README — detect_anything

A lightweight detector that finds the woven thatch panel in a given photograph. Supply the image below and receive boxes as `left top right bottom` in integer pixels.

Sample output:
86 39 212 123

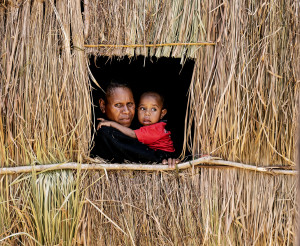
0 169 296 245
0 0 298 166
86 0 206 59
0 0 91 167
183 0 299 165
85 0 299 166
85 169 296 245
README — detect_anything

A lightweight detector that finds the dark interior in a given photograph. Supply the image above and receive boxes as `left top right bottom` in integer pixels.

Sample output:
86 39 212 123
89 56 195 158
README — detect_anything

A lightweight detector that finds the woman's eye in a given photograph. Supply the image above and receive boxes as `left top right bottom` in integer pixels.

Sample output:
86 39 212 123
115 103 121 108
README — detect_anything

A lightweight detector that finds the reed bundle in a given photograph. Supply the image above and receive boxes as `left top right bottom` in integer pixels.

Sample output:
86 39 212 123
0 0 299 244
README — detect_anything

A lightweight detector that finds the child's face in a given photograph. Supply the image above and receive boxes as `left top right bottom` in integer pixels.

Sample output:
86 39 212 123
137 93 167 126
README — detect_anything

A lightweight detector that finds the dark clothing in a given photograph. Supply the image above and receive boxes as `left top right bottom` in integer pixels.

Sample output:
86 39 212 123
91 126 175 163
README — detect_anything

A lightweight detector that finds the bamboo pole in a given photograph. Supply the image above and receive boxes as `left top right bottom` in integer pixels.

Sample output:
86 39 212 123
0 156 297 175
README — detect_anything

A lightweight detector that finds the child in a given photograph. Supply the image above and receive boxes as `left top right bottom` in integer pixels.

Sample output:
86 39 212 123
97 91 175 155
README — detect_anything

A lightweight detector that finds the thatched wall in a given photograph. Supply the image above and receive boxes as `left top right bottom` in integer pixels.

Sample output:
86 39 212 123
85 0 205 59
86 0 299 166
0 0 299 245
1 0 298 166
0 0 91 166
0 169 296 245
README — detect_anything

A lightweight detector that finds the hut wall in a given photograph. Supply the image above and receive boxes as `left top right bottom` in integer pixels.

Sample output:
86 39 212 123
0 0 91 167
86 0 299 166
0 0 299 245
0 169 296 245
85 169 296 245
0 0 298 167
186 0 299 165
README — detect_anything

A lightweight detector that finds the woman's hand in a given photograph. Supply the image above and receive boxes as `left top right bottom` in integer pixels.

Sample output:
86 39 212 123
162 158 180 168
97 118 114 130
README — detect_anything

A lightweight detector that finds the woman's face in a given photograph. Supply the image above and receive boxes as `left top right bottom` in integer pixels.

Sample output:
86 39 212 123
100 87 135 127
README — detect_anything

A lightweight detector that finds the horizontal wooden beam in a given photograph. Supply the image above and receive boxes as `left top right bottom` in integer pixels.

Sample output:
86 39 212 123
0 156 297 175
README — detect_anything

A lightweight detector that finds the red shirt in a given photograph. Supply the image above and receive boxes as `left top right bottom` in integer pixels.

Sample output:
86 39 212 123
134 122 175 152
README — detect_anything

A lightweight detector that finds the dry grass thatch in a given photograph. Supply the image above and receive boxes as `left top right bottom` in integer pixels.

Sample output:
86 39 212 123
0 0 91 167
0 0 299 245
185 0 299 166
0 0 298 167
0 169 297 245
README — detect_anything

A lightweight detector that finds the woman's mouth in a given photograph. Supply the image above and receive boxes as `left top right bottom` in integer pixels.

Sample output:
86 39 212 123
121 118 130 122
119 118 131 123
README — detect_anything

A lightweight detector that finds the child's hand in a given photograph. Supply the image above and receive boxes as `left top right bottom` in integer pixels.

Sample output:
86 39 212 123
97 118 113 130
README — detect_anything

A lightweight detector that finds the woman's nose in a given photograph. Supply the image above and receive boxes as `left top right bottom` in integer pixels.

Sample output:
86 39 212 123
122 106 129 113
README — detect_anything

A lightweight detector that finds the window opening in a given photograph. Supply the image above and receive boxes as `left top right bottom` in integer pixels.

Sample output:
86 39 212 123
89 56 195 159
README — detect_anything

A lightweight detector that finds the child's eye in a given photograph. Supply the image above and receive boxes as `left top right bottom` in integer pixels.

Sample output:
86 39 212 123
151 108 157 112
139 107 145 111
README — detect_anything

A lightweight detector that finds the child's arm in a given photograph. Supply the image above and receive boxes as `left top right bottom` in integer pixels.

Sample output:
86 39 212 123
97 118 137 139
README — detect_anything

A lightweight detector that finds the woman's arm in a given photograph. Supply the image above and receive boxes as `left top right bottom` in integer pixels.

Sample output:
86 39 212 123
97 118 137 139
